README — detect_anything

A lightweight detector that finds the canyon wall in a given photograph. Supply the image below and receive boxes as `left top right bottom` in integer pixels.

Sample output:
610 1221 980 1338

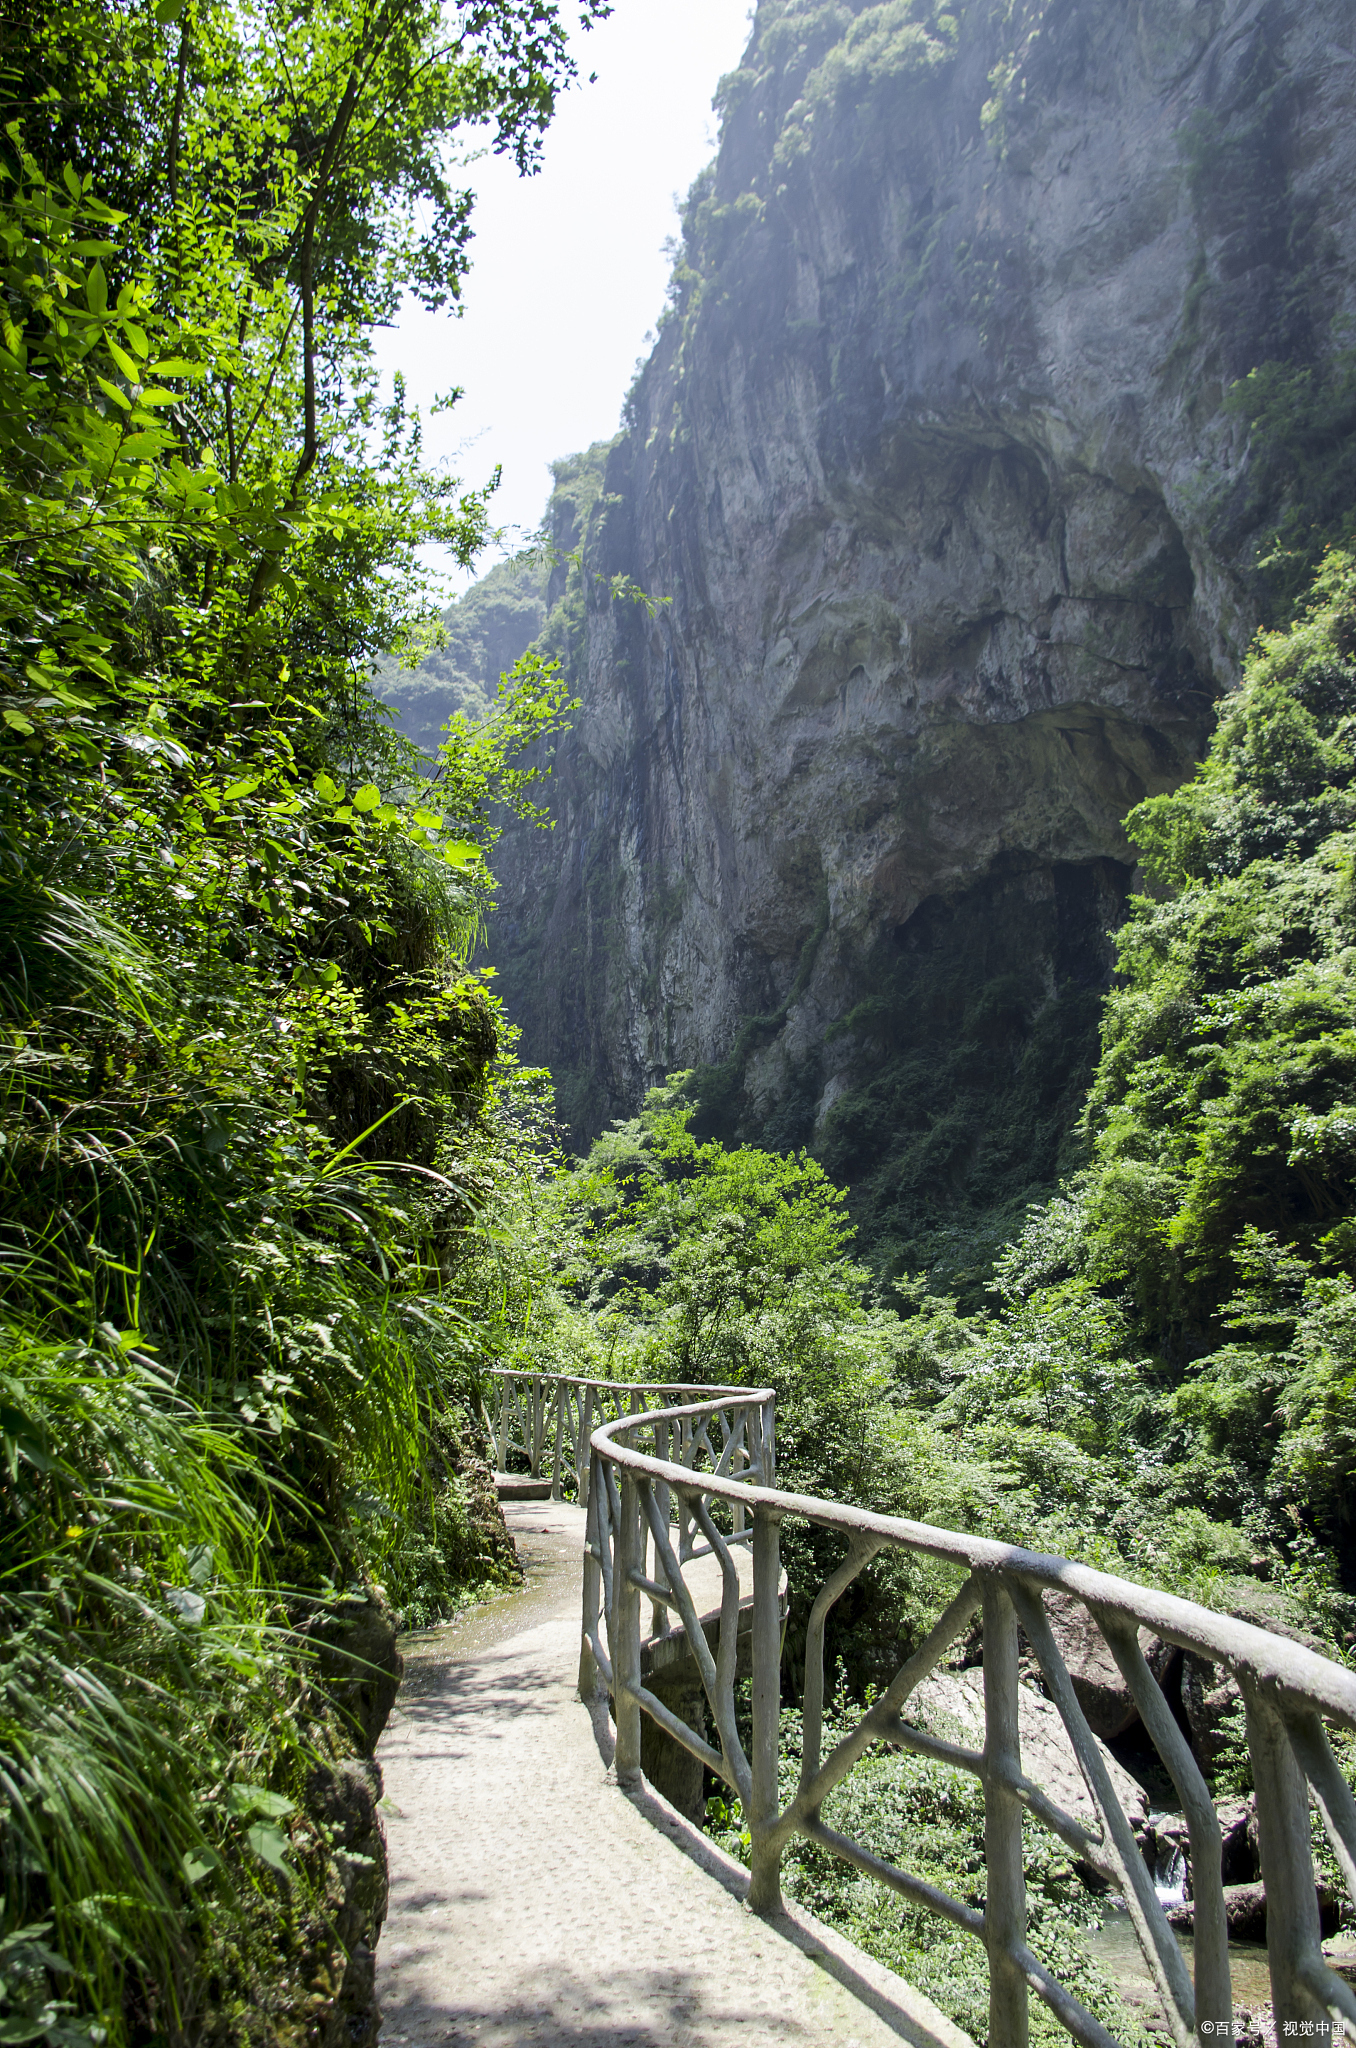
482 0 1356 1275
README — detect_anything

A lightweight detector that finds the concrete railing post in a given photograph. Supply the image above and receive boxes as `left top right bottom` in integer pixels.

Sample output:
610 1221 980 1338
983 1578 1029 2048
579 1455 602 1699
613 1468 643 1785
1246 1682 1331 2031
529 1375 543 1478
747 1506 783 1915
577 1384 594 1507
551 1378 565 1500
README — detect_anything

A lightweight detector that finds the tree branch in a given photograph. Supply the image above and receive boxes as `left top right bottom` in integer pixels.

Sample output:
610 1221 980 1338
245 8 398 617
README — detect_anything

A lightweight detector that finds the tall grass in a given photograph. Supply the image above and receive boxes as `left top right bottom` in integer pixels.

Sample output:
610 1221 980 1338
0 868 509 2043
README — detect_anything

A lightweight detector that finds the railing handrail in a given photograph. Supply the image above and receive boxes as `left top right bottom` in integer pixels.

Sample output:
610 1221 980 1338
575 1379 1356 2048
495 1367 753 1396
484 1366 773 1501
590 1399 1356 1727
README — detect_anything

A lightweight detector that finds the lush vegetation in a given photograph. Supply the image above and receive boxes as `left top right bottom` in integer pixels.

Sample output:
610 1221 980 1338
9 0 1356 2034
0 0 604 2039
486 551 1356 2036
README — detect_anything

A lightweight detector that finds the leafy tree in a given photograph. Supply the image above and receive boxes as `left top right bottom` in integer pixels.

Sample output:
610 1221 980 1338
0 0 603 2038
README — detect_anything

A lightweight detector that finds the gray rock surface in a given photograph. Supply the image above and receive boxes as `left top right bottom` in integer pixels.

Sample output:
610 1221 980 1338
488 0 1356 1196
309 1588 404 1756
912 1666 1149 1844
311 1756 390 2048
1040 1591 1166 1741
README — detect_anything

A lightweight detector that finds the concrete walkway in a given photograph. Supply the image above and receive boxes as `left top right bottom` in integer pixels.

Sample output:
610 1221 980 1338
375 1501 972 2048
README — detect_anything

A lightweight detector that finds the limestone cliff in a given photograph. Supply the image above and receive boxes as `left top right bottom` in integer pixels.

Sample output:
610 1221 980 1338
482 0 1356 1280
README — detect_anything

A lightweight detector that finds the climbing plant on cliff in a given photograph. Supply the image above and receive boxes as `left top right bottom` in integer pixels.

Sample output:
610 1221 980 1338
940 551 1356 1599
0 0 599 2039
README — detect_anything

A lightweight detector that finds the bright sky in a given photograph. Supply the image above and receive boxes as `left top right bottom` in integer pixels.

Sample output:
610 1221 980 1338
374 0 753 592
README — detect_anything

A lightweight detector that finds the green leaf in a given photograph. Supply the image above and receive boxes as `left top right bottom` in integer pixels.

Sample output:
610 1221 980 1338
220 775 262 801
118 431 170 459
442 840 482 868
227 1783 294 1821
292 960 340 989
2 709 35 735
374 802 400 824
352 783 381 812
106 337 139 382
245 1822 292 1877
412 806 444 829
147 357 200 378
155 0 185 18
86 261 108 314
313 772 345 804
182 1848 221 1886
96 376 132 411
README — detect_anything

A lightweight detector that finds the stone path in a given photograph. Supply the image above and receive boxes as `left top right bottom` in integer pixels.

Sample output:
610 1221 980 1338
375 1501 972 2048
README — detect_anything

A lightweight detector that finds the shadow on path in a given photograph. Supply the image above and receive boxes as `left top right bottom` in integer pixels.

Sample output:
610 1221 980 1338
377 1502 971 2048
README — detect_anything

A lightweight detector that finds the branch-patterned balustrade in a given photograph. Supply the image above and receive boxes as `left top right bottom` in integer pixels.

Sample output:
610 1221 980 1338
487 1368 760 1504
574 1383 1356 2048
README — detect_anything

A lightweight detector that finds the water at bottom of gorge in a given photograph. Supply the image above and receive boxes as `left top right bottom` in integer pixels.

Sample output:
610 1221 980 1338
1081 1908 1274 2025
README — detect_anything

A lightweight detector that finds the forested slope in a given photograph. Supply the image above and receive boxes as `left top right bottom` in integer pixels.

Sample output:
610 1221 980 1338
0 2 595 2042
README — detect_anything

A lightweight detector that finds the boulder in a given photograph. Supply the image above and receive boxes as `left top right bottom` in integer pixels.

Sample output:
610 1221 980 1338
912 1668 1150 1848
309 1589 403 1755
1167 1879 1344 1942
1216 1796 1259 1887
308 1755 389 2048
1039 1594 1169 1742
1221 1882 1268 1942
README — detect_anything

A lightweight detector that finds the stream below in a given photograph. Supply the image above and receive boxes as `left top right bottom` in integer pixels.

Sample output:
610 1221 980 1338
1080 1908 1274 2021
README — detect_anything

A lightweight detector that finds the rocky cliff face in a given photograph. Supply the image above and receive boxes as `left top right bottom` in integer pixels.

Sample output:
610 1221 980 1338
487 0 1356 1278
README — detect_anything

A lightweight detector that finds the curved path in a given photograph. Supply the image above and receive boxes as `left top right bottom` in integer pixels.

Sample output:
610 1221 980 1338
375 1500 971 2048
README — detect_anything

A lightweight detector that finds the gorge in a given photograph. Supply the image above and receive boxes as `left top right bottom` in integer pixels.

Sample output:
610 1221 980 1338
382 0 1356 1281
12 0 1356 2036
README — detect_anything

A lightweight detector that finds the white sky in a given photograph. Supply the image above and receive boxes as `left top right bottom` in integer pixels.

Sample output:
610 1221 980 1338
374 0 753 593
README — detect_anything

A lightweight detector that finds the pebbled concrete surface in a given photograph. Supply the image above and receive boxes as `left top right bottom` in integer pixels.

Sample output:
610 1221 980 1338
375 1501 972 2048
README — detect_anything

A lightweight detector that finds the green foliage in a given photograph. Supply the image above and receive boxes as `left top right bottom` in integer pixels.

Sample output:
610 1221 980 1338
1086 552 1356 1324
1222 352 1356 622
0 0 604 2037
709 1690 1137 2047
547 1078 869 1396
